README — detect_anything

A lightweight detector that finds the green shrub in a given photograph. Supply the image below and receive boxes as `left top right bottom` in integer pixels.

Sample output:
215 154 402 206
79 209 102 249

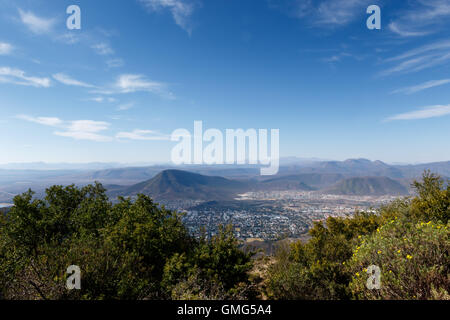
265 211 382 300
347 217 449 300
409 171 449 224
0 184 254 300
265 172 449 300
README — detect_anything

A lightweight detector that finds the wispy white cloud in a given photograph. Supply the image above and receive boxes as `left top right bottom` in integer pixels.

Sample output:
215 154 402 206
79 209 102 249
56 33 82 45
17 9 120 72
322 51 365 64
16 115 63 126
117 102 135 111
392 79 450 94
18 9 56 34
17 115 112 142
385 40 450 62
388 0 450 37
315 0 372 26
87 97 106 103
0 42 13 55
116 129 170 141
93 74 175 99
385 105 450 121
0 67 51 87
139 0 195 34
323 55 341 63
52 73 94 88
55 120 112 142
381 40 450 76
91 42 114 55
106 58 124 68
388 22 431 37
380 55 430 76
116 74 163 93
272 0 372 27
87 96 117 103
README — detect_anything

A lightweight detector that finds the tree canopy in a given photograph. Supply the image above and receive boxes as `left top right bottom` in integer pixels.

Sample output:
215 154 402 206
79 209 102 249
0 184 254 300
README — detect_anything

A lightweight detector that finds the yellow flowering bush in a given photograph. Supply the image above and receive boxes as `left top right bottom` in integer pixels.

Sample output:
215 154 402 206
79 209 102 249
265 172 448 300
347 218 449 300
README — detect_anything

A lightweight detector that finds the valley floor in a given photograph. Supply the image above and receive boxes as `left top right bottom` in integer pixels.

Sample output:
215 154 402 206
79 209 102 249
177 191 404 241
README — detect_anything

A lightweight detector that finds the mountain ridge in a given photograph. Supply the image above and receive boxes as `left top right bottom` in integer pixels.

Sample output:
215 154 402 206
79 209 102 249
323 176 409 196
108 169 249 201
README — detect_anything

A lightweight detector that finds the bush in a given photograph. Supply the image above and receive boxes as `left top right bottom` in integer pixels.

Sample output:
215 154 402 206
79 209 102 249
162 225 256 300
0 184 254 300
409 171 449 224
347 217 449 300
265 172 450 300
265 211 382 300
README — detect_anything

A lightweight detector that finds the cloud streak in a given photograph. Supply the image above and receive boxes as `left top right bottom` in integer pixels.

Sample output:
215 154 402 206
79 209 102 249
0 42 13 55
139 0 195 34
17 9 121 70
386 40 450 62
385 105 450 121
92 74 174 99
17 115 112 142
0 67 51 87
106 58 124 68
117 102 135 111
91 42 114 55
86 97 116 103
388 0 450 37
392 79 450 94
315 0 372 26
116 129 170 141
55 120 112 142
388 22 431 38
18 9 56 34
273 0 372 27
16 115 63 126
52 73 95 88
115 74 166 93
381 40 450 76
16 115 169 143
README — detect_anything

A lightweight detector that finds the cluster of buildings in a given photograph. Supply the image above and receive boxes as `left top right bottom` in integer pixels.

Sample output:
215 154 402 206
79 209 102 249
179 191 401 240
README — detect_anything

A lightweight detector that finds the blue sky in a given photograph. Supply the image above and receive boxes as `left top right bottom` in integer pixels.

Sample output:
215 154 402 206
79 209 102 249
0 0 449 164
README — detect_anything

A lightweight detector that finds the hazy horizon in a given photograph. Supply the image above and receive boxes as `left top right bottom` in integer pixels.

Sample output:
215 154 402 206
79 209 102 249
0 157 448 171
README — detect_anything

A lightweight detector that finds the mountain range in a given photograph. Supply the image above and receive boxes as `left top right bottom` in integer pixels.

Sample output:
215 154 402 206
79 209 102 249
1 158 449 203
72 158 450 182
106 169 410 201
108 170 248 201
323 176 409 196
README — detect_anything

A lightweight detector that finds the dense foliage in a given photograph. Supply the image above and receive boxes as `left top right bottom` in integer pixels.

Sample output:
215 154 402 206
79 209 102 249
1 171 448 300
265 171 449 300
0 183 254 300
